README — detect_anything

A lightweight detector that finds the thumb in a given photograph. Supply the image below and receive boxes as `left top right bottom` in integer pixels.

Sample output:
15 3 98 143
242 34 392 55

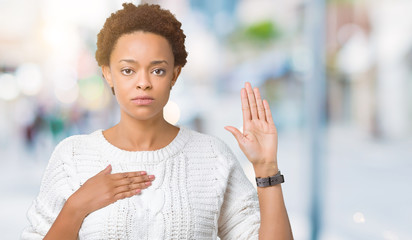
224 126 244 144
99 164 112 175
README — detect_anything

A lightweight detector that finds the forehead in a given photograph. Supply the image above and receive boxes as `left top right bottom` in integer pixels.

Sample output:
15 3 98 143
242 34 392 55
110 31 174 63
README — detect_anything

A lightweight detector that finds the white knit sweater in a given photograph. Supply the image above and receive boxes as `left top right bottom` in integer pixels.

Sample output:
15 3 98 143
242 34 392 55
21 127 260 240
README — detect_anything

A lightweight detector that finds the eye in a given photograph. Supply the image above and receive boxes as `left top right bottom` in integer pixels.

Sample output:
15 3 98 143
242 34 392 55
152 68 165 76
121 68 134 76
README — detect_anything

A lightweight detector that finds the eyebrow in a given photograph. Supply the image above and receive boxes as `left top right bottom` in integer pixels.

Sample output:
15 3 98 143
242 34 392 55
118 59 168 65
151 60 168 65
119 59 136 63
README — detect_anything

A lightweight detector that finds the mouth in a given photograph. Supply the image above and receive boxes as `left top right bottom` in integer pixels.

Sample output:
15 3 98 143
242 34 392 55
131 96 154 105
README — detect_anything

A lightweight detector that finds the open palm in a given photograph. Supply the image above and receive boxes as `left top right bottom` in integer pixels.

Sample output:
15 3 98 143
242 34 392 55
225 82 278 167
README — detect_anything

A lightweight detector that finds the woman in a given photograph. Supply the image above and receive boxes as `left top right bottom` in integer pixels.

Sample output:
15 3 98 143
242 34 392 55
22 3 293 240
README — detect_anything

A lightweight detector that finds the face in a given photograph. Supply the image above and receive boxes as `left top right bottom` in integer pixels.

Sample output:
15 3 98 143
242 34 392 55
102 31 181 121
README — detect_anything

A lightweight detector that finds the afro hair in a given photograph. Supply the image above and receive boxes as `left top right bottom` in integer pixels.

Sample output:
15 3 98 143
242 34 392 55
95 3 188 67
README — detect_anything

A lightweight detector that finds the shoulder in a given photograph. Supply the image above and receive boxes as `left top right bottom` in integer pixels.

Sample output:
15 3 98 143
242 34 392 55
183 127 236 162
184 127 229 148
51 129 103 156
182 128 240 186
43 130 103 188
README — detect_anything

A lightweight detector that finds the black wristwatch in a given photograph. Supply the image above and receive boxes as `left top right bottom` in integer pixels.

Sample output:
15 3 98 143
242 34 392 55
255 171 284 187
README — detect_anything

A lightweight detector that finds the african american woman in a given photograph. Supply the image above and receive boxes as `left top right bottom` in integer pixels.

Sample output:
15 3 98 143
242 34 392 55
22 3 293 240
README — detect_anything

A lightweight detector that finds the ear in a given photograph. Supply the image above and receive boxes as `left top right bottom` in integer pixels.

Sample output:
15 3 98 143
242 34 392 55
171 66 181 87
101 65 113 87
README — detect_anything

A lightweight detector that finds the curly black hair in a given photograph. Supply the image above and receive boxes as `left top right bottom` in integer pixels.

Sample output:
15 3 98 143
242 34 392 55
95 3 188 67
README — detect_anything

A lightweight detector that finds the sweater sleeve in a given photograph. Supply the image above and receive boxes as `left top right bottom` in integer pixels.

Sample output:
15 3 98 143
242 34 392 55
214 139 260 240
21 137 79 240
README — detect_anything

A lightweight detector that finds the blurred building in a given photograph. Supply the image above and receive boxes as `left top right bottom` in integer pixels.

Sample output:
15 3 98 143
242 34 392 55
0 0 411 239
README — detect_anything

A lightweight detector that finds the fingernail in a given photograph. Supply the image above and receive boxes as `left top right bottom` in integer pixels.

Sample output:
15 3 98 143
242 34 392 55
140 171 147 175
145 181 152 186
135 189 141 194
148 175 155 180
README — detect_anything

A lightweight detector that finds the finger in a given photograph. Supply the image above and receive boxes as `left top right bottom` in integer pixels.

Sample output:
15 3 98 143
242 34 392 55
241 88 251 125
254 87 266 121
263 99 274 124
98 165 112 175
113 189 141 201
111 170 147 180
113 174 155 187
245 82 258 119
114 181 152 194
224 126 244 144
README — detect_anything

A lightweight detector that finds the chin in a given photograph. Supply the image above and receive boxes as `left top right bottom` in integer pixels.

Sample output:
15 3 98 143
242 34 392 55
124 108 163 121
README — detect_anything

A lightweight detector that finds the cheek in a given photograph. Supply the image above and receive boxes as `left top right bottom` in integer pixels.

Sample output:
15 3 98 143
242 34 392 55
157 84 172 100
112 75 133 89
153 82 172 103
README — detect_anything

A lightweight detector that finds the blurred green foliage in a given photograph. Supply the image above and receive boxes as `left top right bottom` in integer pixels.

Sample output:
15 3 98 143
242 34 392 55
228 20 281 49
245 21 280 42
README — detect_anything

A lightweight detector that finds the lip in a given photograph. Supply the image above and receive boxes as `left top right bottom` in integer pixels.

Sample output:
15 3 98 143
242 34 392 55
131 96 154 105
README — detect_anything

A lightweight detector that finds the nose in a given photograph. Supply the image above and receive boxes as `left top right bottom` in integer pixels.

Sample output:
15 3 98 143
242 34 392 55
136 71 152 90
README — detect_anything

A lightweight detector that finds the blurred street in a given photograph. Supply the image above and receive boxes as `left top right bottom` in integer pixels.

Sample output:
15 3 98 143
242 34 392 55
1 0 412 239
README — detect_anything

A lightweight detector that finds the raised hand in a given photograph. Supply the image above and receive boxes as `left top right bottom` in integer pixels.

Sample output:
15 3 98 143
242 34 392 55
67 165 154 217
225 82 279 177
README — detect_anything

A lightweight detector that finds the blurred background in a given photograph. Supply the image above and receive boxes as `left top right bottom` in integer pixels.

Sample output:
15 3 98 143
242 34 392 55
0 0 411 239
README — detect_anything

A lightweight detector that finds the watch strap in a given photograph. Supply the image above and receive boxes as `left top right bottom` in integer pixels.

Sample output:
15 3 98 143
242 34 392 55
256 171 284 187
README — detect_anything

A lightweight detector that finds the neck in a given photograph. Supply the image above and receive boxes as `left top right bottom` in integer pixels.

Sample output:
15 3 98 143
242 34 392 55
108 111 179 151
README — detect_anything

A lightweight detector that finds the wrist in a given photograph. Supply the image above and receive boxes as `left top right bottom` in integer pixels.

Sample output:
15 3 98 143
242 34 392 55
66 196 89 219
253 162 278 178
